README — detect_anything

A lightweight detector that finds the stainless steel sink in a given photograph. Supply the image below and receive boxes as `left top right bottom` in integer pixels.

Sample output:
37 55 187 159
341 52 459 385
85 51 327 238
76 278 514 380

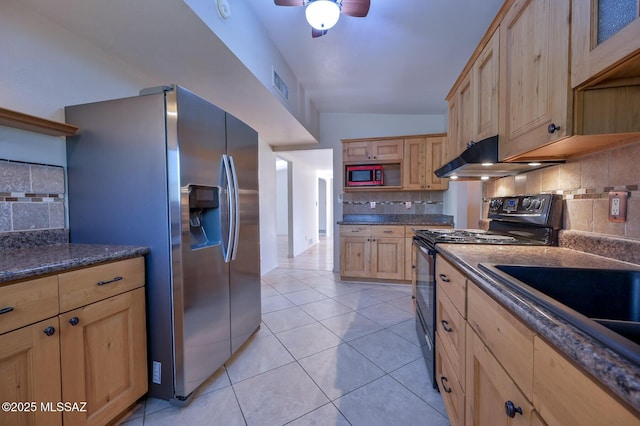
479 264 640 366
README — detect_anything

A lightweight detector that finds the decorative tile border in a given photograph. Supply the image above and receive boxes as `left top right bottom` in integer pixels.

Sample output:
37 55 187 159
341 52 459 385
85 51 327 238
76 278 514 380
0 159 66 232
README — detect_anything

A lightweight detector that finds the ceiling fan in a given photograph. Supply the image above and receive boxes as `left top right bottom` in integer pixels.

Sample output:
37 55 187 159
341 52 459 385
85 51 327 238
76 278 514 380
274 0 371 38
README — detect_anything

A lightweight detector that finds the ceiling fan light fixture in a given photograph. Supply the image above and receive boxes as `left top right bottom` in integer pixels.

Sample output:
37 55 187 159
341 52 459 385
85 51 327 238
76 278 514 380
305 0 340 31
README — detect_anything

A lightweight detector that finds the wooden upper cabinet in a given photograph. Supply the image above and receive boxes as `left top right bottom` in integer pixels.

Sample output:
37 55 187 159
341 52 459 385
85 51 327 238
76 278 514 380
403 138 426 190
498 0 572 161
572 0 640 88
403 136 448 190
472 29 499 141
424 136 448 190
446 29 499 161
343 139 403 162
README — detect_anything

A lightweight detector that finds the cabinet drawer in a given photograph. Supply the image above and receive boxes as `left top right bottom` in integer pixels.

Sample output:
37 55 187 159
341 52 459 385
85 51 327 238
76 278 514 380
436 334 465 426
467 282 534 399
436 257 467 317
437 289 465 385
0 276 58 334
340 225 370 236
59 257 145 312
533 337 639 426
371 225 404 238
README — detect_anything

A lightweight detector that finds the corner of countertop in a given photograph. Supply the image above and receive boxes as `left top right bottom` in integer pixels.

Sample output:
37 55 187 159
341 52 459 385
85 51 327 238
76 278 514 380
559 230 640 266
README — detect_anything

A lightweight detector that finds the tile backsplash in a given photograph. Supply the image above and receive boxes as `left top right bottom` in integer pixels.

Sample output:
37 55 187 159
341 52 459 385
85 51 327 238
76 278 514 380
342 190 444 215
483 139 640 240
0 159 65 232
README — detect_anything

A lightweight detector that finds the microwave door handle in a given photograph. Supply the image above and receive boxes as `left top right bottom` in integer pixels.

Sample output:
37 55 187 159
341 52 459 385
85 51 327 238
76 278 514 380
221 154 234 263
228 155 240 261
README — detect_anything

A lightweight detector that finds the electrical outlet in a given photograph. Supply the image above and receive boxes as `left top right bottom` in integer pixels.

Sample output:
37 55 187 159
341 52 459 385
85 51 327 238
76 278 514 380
608 191 628 223
370 201 376 209
405 201 412 209
152 361 161 384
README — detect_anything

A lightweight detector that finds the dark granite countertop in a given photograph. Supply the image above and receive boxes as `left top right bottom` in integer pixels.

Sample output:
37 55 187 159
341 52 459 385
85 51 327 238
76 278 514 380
338 214 454 227
436 244 640 412
0 244 150 284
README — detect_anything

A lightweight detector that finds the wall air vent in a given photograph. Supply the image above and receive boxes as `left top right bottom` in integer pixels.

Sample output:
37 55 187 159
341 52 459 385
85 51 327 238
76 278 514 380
272 68 289 101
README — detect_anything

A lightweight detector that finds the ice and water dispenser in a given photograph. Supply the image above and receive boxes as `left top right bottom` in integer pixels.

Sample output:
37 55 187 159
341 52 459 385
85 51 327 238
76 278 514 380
187 184 221 249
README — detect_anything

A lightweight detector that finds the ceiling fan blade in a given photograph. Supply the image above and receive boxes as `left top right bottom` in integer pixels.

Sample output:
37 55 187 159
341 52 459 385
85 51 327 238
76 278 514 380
312 28 328 38
274 0 303 6
340 0 370 17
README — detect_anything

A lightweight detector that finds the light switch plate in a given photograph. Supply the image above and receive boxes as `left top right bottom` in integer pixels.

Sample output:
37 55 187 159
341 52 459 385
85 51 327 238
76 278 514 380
608 191 628 222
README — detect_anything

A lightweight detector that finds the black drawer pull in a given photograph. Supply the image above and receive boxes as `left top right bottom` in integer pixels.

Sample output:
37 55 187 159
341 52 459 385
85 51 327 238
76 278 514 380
440 376 452 393
97 276 123 286
439 273 450 282
0 307 14 315
441 320 453 332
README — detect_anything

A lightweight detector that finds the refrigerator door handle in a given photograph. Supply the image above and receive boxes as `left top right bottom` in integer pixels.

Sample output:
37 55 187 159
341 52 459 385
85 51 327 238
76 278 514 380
222 154 235 263
228 155 240 261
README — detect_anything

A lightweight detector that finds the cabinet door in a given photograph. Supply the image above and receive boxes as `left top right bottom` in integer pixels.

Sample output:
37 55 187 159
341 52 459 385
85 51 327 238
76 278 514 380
59 288 147 426
572 0 640 87
466 325 537 426
0 318 62 426
458 73 474 156
533 337 639 426
343 141 371 162
370 237 404 280
405 227 414 285
473 29 500 141
402 138 426 190
340 236 370 278
498 0 571 161
437 334 465 426
447 95 459 161
370 139 403 161
424 136 448 190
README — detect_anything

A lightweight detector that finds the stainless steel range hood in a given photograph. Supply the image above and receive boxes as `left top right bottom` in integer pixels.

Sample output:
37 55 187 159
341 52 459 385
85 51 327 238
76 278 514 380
434 135 563 179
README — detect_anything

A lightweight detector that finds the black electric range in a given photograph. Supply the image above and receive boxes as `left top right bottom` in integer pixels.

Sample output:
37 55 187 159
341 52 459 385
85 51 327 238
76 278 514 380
413 193 562 389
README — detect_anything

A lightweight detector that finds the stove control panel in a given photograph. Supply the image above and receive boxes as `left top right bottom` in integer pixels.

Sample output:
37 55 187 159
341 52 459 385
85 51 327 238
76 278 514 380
488 194 562 228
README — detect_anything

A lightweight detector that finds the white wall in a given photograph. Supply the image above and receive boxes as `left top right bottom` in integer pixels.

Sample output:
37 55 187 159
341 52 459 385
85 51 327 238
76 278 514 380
443 181 483 229
319 112 447 272
184 0 319 139
290 162 320 256
0 2 156 167
276 167 289 235
258 139 279 275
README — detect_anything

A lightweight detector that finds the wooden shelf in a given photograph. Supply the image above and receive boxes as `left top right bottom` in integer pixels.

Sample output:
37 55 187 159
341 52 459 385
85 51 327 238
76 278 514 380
0 107 78 137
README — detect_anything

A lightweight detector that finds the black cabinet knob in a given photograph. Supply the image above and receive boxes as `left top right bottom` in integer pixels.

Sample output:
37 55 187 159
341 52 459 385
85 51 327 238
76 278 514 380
547 123 561 134
43 326 56 336
505 400 523 418
69 317 80 326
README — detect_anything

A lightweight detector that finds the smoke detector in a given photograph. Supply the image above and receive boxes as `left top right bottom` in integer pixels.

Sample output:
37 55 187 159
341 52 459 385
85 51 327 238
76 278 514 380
217 0 231 20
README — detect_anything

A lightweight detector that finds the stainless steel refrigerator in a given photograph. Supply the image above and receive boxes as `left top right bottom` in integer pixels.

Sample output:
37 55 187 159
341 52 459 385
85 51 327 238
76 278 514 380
65 85 261 404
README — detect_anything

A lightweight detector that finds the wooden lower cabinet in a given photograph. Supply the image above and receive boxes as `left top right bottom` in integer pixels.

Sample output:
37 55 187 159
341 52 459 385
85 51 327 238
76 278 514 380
59 287 147 426
340 225 405 281
0 318 63 426
435 258 640 426
466 325 538 426
533 337 638 426
437 334 465 426
0 257 147 426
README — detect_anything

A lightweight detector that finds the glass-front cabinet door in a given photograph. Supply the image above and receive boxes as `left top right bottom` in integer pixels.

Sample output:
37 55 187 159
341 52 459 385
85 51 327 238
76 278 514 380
572 0 640 87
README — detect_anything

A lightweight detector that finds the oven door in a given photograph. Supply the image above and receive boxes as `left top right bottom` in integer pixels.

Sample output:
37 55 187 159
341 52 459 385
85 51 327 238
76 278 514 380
413 238 437 389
